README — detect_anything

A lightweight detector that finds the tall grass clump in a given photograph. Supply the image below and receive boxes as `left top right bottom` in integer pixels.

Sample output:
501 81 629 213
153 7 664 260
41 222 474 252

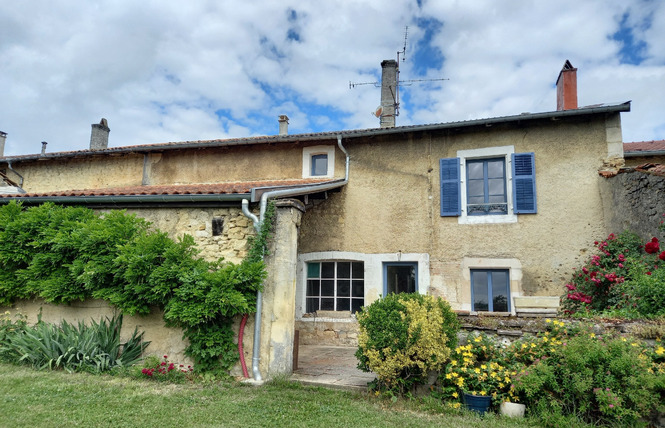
0 314 148 373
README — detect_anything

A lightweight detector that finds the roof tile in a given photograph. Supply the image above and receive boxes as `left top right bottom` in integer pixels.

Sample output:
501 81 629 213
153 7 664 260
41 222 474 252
624 140 665 153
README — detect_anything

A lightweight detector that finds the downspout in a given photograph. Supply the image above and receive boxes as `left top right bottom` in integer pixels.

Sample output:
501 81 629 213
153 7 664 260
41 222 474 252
6 162 24 188
244 135 349 382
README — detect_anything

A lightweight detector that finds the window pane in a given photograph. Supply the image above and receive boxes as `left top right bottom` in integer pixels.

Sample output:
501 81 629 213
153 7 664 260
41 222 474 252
491 271 510 312
307 263 320 279
321 280 334 296
306 298 319 313
337 262 350 279
320 298 334 311
488 178 505 196
352 280 364 297
352 262 364 279
467 162 483 179
337 280 350 297
336 298 350 311
472 271 489 311
386 265 416 294
351 299 363 314
487 160 504 177
311 154 328 176
306 280 320 297
468 180 484 197
321 262 335 278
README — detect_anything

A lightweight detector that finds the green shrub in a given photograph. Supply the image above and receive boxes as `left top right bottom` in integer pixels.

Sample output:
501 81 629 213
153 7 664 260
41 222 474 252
355 293 459 395
0 315 148 372
513 330 661 426
0 201 273 373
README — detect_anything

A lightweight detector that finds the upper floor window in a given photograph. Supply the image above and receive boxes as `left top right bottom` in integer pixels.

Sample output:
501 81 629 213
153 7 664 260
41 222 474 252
303 145 335 178
466 158 507 215
440 146 536 224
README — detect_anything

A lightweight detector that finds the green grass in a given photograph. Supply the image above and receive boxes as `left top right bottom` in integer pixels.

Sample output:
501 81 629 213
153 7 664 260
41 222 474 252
0 363 541 428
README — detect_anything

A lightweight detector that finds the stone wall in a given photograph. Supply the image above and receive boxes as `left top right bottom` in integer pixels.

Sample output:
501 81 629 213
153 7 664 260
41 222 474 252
600 169 665 241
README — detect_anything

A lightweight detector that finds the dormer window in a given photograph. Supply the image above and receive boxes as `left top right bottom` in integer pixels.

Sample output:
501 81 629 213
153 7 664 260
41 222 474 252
303 145 335 178
311 154 328 176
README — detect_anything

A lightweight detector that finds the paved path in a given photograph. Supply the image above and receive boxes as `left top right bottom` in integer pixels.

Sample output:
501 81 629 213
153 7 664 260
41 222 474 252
290 345 375 392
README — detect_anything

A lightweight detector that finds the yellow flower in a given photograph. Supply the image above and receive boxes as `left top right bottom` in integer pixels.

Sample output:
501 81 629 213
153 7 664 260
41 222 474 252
589 333 595 338
545 318 551 323
504 376 510 383
452 392 458 398
480 364 487 370
457 378 464 387
446 373 452 379
474 336 482 343
452 402 461 409
656 346 665 356
474 368 481 374
543 337 549 342
499 382 505 388
451 360 457 366
479 391 487 396
530 343 536 348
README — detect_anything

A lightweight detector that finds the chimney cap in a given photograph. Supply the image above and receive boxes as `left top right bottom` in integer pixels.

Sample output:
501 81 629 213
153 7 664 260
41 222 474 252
0 131 6 137
556 60 577 85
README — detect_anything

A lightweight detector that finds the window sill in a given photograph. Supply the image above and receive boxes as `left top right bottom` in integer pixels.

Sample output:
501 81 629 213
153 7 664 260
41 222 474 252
459 213 517 224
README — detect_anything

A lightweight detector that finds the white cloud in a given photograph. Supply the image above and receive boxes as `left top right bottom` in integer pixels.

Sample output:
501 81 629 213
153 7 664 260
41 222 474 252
0 0 663 157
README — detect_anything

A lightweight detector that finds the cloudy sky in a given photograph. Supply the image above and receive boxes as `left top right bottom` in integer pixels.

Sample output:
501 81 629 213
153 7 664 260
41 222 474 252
1 0 664 156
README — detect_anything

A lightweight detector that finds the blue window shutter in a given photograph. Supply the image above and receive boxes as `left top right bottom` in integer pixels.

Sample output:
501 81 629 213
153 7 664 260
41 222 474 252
512 153 537 214
440 158 461 216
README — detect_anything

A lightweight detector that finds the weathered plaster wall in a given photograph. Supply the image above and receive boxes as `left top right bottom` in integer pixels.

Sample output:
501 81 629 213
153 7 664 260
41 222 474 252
599 170 665 241
8 142 346 192
5 299 193 365
299 116 616 311
14 155 144 193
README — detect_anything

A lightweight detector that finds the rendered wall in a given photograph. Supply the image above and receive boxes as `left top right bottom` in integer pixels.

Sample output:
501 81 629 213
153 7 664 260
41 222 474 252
298 116 618 312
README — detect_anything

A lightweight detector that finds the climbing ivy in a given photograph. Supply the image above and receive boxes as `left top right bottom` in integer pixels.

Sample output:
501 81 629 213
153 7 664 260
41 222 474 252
0 201 275 373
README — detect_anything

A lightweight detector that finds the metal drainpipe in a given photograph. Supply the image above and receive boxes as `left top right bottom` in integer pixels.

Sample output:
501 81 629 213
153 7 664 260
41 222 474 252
243 135 349 382
6 162 24 188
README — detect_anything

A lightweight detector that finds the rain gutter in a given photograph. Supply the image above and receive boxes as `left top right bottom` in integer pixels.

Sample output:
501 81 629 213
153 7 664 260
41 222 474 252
624 150 665 158
243 134 349 382
0 193 249 206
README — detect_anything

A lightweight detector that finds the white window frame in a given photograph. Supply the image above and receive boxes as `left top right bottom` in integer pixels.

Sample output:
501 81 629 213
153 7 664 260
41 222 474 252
296 252 429 319
460 257 523 315
302 145 335 178
457 145 517 224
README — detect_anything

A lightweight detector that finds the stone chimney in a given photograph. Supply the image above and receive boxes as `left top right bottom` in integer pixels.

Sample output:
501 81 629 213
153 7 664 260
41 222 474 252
90 118 110 150
0 131 6 157
556 60 578 111
278 115 289 135
380 60 398 128
41 141 47 155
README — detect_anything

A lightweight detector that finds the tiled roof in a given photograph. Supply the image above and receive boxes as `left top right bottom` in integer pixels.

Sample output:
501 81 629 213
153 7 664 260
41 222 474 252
0 102 631 162
0 178 330 198
624 140 665 153
634 163 665 177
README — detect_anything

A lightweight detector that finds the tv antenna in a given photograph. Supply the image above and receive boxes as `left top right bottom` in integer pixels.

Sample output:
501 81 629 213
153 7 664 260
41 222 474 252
349 25 449 123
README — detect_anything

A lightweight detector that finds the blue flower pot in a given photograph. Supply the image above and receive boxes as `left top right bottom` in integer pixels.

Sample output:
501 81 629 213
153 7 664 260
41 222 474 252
463 393 492 415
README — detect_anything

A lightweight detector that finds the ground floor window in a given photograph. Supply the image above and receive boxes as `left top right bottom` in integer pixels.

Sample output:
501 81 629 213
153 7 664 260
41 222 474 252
471 269 510 312
384 262 417 294
306 261 364 313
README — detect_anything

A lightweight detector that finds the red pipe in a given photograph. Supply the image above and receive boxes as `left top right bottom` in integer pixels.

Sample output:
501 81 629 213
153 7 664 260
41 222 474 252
238 313 249 378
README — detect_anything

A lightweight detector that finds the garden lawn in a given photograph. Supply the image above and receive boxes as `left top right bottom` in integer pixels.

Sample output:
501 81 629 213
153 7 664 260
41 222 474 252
0 364 540 428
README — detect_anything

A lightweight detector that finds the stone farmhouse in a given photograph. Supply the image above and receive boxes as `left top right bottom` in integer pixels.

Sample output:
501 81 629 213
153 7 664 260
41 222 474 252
0 62 633 379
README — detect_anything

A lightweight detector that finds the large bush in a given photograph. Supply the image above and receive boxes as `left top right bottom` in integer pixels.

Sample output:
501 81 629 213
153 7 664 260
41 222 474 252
0 202 271 372
513 329 664 426
355 293 459 395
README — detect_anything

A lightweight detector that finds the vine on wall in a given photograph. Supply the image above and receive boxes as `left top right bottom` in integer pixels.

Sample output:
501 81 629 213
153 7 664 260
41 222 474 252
0 201 275 373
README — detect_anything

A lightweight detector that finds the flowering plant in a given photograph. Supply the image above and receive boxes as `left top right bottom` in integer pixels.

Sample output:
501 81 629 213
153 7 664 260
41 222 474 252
561 231 664 314
138 355 193 383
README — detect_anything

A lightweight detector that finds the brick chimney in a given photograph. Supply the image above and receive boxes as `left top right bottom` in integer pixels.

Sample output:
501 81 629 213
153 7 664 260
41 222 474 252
0 131 6 157
90 118 110 150
380 60 398 128
278 115 289 135
556 60 578 111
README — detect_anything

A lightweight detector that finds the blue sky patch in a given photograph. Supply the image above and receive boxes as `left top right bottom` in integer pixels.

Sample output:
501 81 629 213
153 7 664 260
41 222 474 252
412 17 445 76
612 12 648 65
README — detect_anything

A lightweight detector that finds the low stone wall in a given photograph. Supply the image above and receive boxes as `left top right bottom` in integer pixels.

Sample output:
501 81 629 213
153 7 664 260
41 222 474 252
295 312 360 346
3 298 193 365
